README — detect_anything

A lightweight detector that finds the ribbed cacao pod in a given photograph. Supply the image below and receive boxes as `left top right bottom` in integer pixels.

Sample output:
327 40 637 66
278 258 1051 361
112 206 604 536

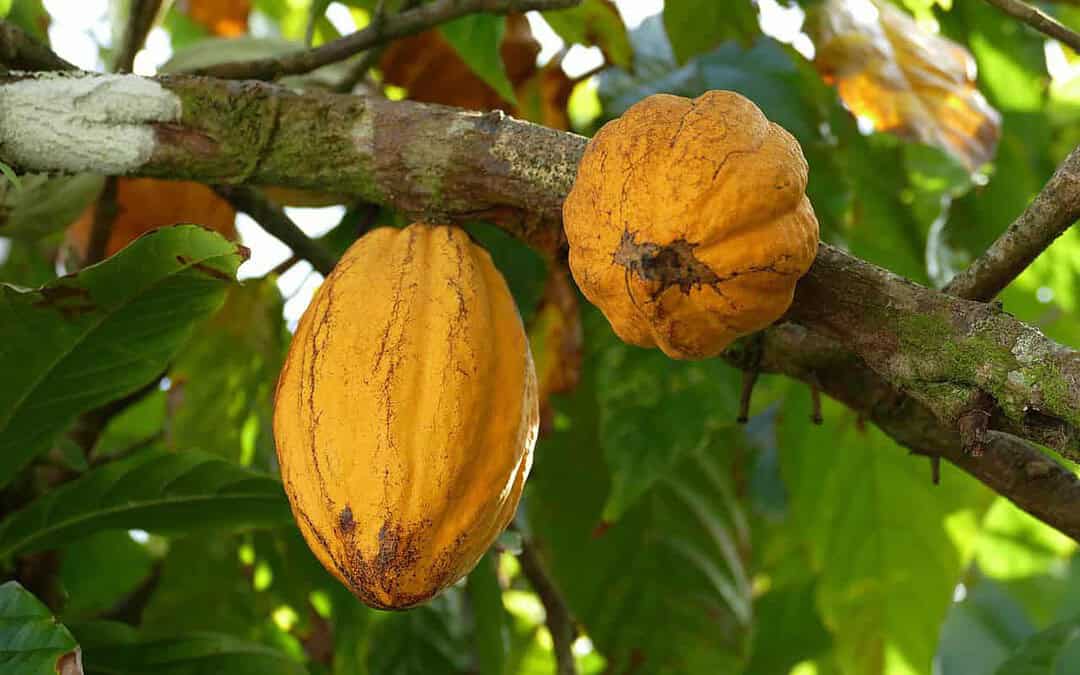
274 224 538 609
563 90 820 360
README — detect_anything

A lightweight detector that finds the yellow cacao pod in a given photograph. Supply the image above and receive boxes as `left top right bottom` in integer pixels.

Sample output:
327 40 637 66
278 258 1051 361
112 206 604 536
563 90 821 360
273 224 539 609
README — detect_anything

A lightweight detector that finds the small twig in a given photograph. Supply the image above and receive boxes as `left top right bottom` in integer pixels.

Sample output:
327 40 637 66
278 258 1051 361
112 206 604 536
334 0 420 99
931 456 941 485
268 254 301 277
945 144 1080 301
517 540 577 675
0 20 77 71
85 177 119 266
191 0 580 81
213 185 338 276
737 370 758 424
981 0 1080 54
736 333 764 424
100 561 163 625
334 48 385 94
809 383 823 425
113 0 164 73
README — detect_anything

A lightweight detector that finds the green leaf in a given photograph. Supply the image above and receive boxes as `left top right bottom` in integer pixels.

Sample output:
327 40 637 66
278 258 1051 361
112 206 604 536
778 394 992 675
0 160 19 188
744 581 832 675
0 225 246 487
662 0 759 64
0 238 56 288
439 14 517 105
91 390 167 460
60 531 154 619
466 553 507 675
0 446 291 557
73 621 309 675
0 174 103 241
528 364 751 673
367 592 473 674
590 309 741 521
976 499 1077 582
0 581 81 675
937 575 1037 675
994 618 1080 675
168 279 287 466
6 0 49 41
542 0 632 69
141 535 269 636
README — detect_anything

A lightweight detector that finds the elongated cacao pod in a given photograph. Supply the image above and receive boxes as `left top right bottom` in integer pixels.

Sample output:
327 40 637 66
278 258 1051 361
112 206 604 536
274 224 538 609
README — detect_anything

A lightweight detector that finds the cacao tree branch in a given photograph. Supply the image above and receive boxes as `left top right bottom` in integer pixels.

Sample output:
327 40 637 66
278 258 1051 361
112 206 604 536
981 0 1080 53
113 0 164 73
0 20 76 71
944 143 1080 301
4 71 1080 539
517 540 577 675
213 185 338 276
189 0 581 81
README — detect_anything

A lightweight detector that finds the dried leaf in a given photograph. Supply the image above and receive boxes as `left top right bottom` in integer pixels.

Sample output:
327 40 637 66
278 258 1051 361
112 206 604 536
380 14 538 111
528 262 583 433
182 0 250 37
811 0 1000 170
66 178 236 264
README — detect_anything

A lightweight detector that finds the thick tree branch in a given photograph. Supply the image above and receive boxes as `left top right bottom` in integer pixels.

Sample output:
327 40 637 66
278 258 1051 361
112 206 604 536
981 0 1080 53
789 244 1080 458
4 71 1080 538
726 327 1080 540
191 0 580 81
945 144 1080 301
0 20 76 71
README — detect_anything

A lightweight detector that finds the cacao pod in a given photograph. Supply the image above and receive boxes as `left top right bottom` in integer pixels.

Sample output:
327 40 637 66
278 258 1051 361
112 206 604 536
563 90 820 359
274 224 539 609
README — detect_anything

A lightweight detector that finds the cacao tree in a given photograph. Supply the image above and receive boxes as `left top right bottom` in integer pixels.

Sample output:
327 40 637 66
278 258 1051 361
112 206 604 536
3 0 1080 674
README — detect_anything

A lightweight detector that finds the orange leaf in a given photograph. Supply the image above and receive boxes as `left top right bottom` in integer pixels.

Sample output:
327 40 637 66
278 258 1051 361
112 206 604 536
67 179 237 263
380 14 539 110
811 0 1000 170
528 262 583 434
183 0 251 38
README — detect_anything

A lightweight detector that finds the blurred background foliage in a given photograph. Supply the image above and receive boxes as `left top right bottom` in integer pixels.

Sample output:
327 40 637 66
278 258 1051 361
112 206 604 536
2 0 1080 674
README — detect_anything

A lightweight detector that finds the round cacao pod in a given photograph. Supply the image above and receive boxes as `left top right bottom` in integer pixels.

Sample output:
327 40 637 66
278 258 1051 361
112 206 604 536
274 224 538 609
563 90 821 359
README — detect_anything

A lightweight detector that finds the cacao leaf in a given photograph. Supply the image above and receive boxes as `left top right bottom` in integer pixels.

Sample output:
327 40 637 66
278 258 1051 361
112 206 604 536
465 553 508 675
542 0 631 68
73 621 308 675
810 0 1001 170
183 0 250 37
993 618 1080 674
0 225 247 487
439 14 517 105
0 581 81 675
663 0 759 64
778 393 992 675
527 358 751 672
167 278 287 467
0 447 291 557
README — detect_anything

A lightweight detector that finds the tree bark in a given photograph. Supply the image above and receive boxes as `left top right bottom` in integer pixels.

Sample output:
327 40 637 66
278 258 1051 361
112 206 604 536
3 71 1080 538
